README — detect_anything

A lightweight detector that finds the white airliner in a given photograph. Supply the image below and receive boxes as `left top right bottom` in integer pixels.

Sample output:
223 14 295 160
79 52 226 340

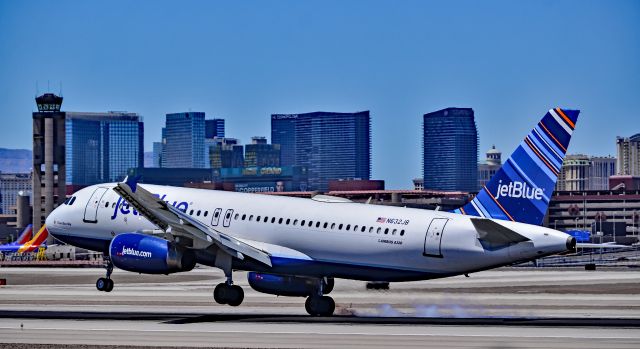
46 108 580 316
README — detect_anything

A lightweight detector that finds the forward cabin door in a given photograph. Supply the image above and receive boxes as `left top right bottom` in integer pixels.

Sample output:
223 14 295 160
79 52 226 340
83 187 109 223
423 218 448 258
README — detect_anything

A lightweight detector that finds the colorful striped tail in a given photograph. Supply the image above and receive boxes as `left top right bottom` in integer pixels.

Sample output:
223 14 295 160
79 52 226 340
452 108 580 226
17 225 49 253
15 224 33 244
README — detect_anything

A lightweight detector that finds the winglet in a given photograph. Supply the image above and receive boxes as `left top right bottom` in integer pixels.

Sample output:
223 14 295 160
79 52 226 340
124 175 141 193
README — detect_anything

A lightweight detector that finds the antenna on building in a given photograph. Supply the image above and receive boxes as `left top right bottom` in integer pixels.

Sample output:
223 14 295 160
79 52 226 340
35 81 39 97
59 81 63 96
47 80 50 92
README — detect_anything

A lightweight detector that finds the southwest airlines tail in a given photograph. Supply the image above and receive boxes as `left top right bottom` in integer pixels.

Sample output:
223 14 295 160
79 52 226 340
452 108 580 226
0 225 48 253
0 224 33 252
17 225 49 253
16 224 33 244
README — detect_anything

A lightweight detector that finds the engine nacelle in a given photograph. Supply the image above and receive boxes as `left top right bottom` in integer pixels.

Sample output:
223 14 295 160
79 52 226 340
247 272 333 297
109 233 196 274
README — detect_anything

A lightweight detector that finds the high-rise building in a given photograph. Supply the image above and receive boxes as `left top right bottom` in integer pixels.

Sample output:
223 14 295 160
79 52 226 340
556 154 617 191
617 134 640 176
65 112 144 187
589 156 616 190
556 154 590 191
32 93 66 233
0 173 32 215
205 119 225 139
423 108 478 192
152 142 163 168
244 137 280 168
163 112 206 168
477 145 502 190
207 138 244 169
271 111 371 191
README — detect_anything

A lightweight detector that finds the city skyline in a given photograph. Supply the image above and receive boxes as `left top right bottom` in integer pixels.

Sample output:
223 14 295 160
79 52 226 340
1 0 638 188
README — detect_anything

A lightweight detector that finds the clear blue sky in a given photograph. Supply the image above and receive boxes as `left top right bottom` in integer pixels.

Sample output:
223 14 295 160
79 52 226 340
1 0 638 188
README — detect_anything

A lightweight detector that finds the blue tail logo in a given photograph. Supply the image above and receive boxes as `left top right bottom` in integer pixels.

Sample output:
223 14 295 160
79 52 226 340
452 108 580 226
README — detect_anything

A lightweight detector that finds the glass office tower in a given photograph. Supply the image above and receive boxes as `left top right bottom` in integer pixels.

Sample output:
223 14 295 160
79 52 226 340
164 112 206 168
65 112 144 186
271 111 371 191
423 107 478 192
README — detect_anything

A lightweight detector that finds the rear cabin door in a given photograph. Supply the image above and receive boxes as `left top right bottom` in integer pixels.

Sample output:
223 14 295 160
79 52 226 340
423 218 448 257
83 187 109 223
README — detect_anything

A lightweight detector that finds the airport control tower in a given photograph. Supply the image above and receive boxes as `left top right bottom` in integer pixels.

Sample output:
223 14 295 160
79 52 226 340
32 93 66 240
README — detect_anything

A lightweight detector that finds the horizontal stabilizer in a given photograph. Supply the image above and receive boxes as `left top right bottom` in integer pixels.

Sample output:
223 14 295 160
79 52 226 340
471 218 530 250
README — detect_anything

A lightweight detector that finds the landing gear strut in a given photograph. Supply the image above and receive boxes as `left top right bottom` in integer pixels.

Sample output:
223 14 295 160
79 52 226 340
305 278 335 316
212 253 244 306
96 256 114 292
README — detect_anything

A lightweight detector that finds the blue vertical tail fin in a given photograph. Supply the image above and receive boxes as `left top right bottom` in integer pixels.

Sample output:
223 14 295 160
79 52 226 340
452 108 580 226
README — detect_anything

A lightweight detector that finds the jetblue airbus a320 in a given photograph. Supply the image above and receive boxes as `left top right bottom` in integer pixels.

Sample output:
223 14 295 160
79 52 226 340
45 108 580 316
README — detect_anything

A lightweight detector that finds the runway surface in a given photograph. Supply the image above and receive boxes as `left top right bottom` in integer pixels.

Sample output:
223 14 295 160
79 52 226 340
1 267 639 348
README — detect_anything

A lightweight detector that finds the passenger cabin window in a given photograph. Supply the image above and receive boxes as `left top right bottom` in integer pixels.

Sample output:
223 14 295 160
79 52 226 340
234 213 239 220
331 223 336 229
189 209 194 215
104 202 109 208
323 222 328 229
309 221 313 227
377 227 382 234
286 218 290 225
294 219 299 226
338 224 343 230
204 211 208 217
215 211 220 218
271 217 276 223
197 210 201 216
369 227 373 233
400 230 405 236
392 229 397 235
278 218 283 224
384 228 389 235
361 226 366 232
346 224 351 231
301 220 305 226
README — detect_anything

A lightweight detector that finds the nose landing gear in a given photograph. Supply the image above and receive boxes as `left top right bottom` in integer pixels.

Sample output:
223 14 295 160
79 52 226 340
96 257 114 292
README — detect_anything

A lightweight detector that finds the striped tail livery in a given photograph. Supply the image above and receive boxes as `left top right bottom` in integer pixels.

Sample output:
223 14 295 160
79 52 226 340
452 108 580 225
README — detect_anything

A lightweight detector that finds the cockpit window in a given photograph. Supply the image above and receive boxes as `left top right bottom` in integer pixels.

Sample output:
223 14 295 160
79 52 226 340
69 197 76 205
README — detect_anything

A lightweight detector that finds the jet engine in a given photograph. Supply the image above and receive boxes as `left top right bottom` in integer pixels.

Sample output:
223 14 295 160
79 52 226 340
247 272 334 297
109 233 196 274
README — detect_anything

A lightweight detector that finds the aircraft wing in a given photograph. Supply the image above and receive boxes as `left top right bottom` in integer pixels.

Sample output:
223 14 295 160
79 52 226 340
113 178 272 267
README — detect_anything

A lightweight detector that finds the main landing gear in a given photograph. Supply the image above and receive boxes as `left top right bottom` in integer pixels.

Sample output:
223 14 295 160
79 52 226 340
213 261 244 306
213 282 244 306
305 278 335 316
96 257 114 292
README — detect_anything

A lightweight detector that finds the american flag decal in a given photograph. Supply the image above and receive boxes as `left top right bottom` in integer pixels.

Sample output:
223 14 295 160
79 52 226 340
376 217 386 223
